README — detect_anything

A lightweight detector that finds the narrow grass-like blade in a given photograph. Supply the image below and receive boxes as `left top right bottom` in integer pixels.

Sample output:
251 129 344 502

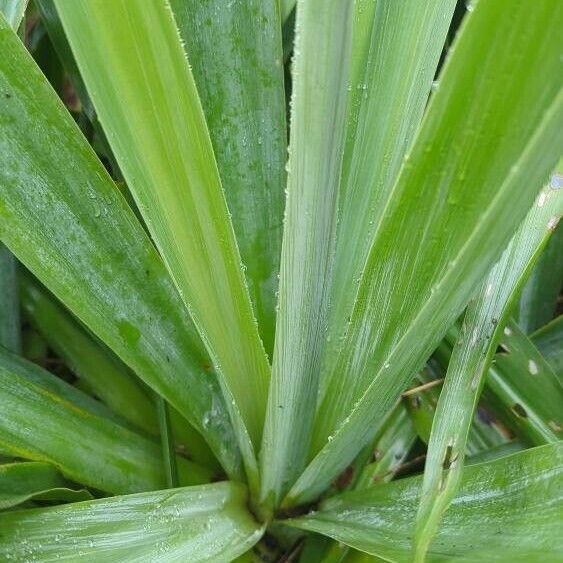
0 482 264 561
483 319 563 445
287 444 563 562
532 315 563 382
321 0 456 399
54 1 271 476
0 462 92 510
0 354 212 494
260 0 354 509
0 15 241 478
170 0 286 357
288 0 563 506
354 405 416 489
414 181 563 560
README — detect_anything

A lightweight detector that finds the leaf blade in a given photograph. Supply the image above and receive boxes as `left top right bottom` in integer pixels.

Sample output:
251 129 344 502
0 462 92 510
0 15 241 478
54 0 270 468
287 444 563 562
288 0 563 506
414 179 563 560
170 0 287 358
259 0 354 508
0 482 264 562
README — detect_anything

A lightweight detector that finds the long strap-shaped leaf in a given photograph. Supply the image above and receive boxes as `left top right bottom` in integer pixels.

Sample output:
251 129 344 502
54 1 271 471
0 352 212 494
0 482 263 562
0 3 21 356
20 272 220 471
0 462 92 510
0 14 241 478
483 319 563 445
288 0 563 506
170 0 287 358
414 181 563 560
320 0 456 399
287 444 563 562
259 0 354 509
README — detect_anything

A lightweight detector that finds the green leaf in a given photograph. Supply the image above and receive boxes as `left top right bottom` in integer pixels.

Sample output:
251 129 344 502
483 319 563 445
0 244 20 353
54 0 271 480
0 347 137 429
0 14 241 479
157 397 179 489
414 180 563 560
0 482 264 561
19 271 158 435
532 315 563 383
354 404 416 490
287 0 563 506
518 179 563 333
321 0 456 399
170 0 287 358
20 272 220 471
260 0 354 509
0 350 212 494
0 0 25 31
287 444 563 562
403 367 507 453
0 462 92 510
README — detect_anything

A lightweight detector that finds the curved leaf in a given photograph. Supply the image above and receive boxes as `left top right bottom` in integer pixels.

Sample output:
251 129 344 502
54 1 270 482
0 482 264 562
0 462 92 510
287 444 563 562
0 14 241 479
0 351 212 494
287 0 563 506
414 180 563 560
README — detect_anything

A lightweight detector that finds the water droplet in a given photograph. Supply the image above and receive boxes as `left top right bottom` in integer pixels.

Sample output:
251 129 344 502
550 173 563 190
537 191 547 208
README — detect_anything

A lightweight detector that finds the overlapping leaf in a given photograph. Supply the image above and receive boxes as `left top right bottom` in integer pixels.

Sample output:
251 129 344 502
288 444 563 562
0 14 241 478
260 0 354 509
0 482 264 562
170 0 286 358
287 0 563 506
55 2 270 486
414 179 563 560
